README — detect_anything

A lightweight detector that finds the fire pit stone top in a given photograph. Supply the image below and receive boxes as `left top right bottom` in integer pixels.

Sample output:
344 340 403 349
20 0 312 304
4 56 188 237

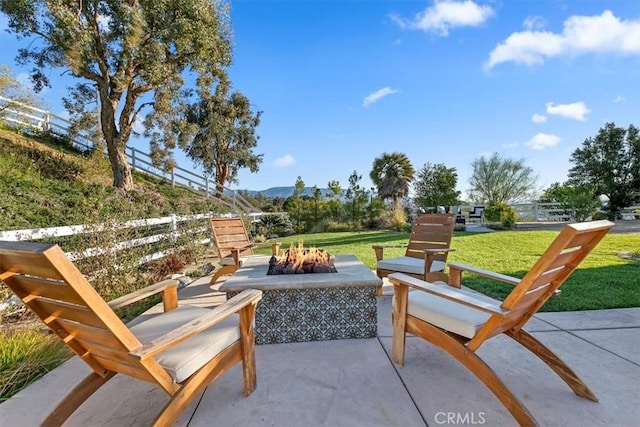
219 255 382 293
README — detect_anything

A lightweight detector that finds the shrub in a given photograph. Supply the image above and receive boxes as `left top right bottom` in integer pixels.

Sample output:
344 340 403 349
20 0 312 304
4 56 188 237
0 327 72 402
378 205 410 231
484 203 518 228
149 253 188 283
591 211 607 220
363 215 392 230
255 214 291 237
324 221 353 232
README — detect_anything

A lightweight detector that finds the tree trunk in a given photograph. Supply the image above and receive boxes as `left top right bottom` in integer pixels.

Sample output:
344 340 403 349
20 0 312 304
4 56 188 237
392 195 400 211
109 145 133 190
215 162 229 196
99 86 134 191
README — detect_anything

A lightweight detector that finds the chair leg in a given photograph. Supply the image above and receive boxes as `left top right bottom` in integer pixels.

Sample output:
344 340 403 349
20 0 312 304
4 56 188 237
410 320 538 426
238 303 258 396
209 265 238 285
42 371 116 426
507 329 598 401
391 284 409 365
152 343 243 427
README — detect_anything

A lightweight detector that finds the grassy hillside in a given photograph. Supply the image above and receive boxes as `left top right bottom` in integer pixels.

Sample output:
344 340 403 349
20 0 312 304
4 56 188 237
0 128 224 230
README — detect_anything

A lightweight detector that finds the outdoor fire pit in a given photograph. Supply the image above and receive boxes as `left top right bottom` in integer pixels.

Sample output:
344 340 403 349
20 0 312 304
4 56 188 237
267 242 337 275
219 254 382 344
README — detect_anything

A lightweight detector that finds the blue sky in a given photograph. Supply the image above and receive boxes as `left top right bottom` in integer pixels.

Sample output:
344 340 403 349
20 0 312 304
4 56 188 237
2 1 640 199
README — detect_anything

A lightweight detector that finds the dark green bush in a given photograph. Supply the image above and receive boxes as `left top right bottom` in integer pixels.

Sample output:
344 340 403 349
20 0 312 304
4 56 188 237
484 203 518 228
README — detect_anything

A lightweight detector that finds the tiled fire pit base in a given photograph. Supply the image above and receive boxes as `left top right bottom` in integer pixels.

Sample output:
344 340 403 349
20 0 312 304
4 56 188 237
220 255 381 345
227 286 377 344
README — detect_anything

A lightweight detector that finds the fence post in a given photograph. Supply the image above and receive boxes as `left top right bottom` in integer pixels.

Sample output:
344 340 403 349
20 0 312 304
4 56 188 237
44 111 51 132
171 167 175 188
205 178 210 198
170 214 178 243
534 202 539 221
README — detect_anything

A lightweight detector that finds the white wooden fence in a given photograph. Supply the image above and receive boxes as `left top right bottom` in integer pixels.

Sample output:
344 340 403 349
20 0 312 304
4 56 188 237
0 95 261 215
511 202 573 221
0 213 213 265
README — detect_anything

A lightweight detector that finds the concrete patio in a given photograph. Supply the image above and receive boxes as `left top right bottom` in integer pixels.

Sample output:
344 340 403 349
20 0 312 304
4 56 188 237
1 276 639 427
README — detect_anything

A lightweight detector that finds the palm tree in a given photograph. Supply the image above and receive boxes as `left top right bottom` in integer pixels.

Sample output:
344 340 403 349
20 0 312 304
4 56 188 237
370 152 415 210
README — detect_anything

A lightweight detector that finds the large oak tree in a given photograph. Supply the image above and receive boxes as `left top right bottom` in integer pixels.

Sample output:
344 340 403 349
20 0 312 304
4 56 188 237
0 0 232 190
568 122 640 216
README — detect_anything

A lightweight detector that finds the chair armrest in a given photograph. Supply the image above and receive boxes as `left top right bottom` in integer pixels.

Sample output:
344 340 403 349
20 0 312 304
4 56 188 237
388 273 508 316
448 262 562 296
448 261 521 288
372 244 407 261
108 279 179 312
229 243 259 264
129 289 263 360
422 248 455 280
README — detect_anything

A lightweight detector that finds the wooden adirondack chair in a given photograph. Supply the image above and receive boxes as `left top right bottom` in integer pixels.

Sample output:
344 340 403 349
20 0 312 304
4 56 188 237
389 220 614 426
209 217 279 285
0 241 262 426
373 213 456 295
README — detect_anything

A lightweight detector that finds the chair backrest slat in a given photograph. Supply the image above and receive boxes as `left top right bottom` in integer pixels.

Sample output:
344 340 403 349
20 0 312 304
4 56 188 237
32 297 109 329
474 221 613 342
91 354 155 382
210 217 253 259
0 251 66 280
404 214 456 262
10 275 86 305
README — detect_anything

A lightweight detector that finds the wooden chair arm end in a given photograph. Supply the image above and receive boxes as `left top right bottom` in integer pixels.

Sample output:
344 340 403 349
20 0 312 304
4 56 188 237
448 262 521 286
108 279 179 311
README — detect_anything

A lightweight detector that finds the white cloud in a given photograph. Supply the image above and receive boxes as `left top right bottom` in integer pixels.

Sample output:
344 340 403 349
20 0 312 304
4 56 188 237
485 10 640 69
273 154 296 168
523 16 546 31
613 95 625 103
524 133 561 150
532 113 548 123
362 87 399 108
390 0 494 36
546 101 590 121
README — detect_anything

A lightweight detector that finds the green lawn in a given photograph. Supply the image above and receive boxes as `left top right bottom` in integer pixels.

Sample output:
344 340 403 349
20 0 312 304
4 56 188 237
255 229 639 312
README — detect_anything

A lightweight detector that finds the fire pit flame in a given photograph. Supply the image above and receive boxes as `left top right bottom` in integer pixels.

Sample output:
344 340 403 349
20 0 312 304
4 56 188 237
267 241 337 275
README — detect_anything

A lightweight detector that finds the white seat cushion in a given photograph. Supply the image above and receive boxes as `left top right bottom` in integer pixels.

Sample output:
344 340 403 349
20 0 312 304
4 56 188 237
130 305 239 383
378 256 445 276
402 286 501 338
